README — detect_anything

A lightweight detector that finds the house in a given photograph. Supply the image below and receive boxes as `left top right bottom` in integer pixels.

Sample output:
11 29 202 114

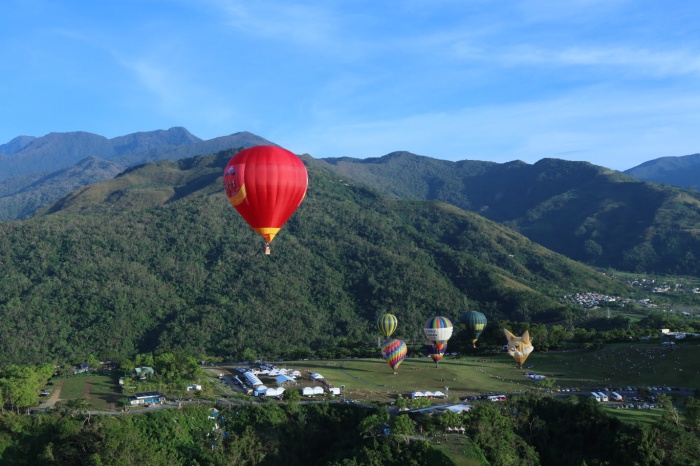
186 384 202 391
128 392 166 405
74 362 90 374
134 367 155 380
100 360 119 372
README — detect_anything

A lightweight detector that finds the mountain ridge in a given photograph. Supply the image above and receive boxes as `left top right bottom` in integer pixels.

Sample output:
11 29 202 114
0 149 630 365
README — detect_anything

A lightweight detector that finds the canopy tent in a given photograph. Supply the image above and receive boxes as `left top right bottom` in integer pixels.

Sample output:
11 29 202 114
433 391 446 398
266 387 285 397
243 371 263 387
302 387 315 396
446 404 472 413
411 392 425 398
275 374 295 385
311 373 324 380
313 386 324 395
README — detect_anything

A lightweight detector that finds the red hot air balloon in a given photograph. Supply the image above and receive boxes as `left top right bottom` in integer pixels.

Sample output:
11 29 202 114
223 146 308 254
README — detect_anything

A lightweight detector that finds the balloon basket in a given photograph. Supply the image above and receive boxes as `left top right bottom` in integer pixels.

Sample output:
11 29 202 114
264 243 271 255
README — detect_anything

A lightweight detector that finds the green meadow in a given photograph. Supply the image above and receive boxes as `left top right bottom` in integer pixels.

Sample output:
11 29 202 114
273 340 700 402
48 340 700 412
55 375 119 411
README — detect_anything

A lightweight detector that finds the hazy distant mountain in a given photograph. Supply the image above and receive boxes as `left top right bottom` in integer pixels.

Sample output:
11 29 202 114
0 128 273 220
0 135 36 155
0 156 124 221
624 153 700 191
312 151 700 275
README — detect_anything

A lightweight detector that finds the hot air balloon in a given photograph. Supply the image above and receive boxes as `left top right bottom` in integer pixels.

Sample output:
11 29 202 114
424 316 453 367
504 329 534 369
460 311 488 348
377 314 398 340
223 146 308 254
426 344 446 365
381 339 407 374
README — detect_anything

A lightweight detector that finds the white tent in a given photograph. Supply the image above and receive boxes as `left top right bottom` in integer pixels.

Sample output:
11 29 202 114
291 370 302 377
256 385 268 395
311 373 324 380
433 391 446 398
446 404 472 413
313 386 324 395
266 387 285 397
411 391 425 398
243 371 263 387
329 387 340 396
302 387 315 396
424 391 435 397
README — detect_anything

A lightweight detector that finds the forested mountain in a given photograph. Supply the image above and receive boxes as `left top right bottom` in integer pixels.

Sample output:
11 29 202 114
0 129 272 220
312 152 700 275
625 153 700 191
0 149 630 367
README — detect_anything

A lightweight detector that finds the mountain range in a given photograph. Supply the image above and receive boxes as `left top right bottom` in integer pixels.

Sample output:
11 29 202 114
624 153 700 191
0 149 631 365
0 128 272 220
1 128 700 276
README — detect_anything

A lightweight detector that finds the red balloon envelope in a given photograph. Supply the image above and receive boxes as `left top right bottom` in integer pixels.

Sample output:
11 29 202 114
224 146 308 249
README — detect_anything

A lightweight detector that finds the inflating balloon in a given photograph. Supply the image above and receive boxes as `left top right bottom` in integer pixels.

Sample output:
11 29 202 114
223 146 308 254
381 339 407 374
460 311 487 348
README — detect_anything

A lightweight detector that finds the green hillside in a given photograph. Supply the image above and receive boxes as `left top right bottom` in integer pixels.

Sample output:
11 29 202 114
313 153 700 275
0 150 631 367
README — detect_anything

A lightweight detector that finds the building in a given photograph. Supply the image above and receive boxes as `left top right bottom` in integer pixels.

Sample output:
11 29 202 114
74 362 90 374
135 366 155 380
128 392 166 405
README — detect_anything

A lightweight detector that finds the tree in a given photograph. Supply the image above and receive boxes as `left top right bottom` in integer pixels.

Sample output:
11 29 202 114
390 414 416 442
242 347 257 363
684 397 700 430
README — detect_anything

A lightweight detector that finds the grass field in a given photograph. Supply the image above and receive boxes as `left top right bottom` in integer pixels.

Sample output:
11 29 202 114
46 340 700 413
57 375 119 411
237 340 700 404
603 406 664 425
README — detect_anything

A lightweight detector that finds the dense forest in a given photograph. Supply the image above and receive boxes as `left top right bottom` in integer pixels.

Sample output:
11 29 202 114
312 153 700 276
1 392 699 465
0 150 635 367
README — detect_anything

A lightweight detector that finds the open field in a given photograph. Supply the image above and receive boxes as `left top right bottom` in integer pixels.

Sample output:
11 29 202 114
603 406 664 425
40 340 699 413
221 340 700 404
55 375 119 411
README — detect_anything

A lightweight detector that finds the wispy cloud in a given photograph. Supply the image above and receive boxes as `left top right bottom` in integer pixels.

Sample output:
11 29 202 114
205 0 340 47
282 85 700 170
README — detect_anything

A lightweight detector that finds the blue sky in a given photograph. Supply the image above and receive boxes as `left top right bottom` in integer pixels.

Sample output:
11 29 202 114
2 0 699 170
